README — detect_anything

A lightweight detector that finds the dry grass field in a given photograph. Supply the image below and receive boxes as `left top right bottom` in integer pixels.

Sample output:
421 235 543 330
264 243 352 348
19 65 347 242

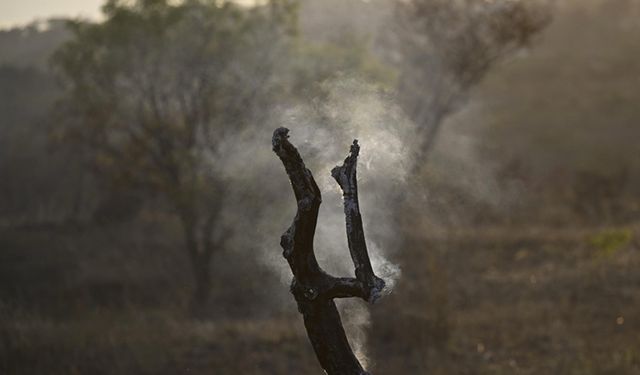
2 219 639 374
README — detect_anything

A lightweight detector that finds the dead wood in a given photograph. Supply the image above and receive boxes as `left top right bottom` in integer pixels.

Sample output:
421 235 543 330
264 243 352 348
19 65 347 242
272 127 386 375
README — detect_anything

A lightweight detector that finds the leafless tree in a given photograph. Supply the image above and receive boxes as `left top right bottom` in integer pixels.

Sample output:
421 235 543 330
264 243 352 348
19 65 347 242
272 127 385 375
394 0 551 166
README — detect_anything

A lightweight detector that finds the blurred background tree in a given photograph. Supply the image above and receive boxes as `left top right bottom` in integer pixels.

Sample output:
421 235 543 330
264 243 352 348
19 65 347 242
393 0 551 166
51 0 297 313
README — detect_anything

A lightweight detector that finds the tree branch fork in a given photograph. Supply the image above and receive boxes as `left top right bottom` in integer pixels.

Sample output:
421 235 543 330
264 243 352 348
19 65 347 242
272 127 386 375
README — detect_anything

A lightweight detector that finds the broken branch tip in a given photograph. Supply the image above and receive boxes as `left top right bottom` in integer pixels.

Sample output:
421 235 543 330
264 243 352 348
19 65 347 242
272 127 290 151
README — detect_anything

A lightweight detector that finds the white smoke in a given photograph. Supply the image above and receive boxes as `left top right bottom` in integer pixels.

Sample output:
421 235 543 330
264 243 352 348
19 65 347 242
214 77 413 368
277 77 411 283
276 77 414 366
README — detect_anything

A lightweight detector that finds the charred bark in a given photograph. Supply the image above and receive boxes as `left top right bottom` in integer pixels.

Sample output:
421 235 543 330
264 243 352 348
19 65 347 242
272 127 386 375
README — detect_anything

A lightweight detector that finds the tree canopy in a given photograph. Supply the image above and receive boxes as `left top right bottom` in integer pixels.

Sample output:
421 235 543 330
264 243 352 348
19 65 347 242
52 0 298 310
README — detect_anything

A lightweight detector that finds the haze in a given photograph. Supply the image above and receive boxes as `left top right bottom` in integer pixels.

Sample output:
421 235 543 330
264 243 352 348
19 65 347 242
0 0 260 28
0 0 103 27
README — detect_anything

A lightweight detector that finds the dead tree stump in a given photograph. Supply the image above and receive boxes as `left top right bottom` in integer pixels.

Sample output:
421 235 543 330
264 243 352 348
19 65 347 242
272 127 386 375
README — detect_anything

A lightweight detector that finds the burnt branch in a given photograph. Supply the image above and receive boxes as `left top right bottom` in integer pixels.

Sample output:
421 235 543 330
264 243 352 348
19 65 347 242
272 127 386 375
332 140 385 303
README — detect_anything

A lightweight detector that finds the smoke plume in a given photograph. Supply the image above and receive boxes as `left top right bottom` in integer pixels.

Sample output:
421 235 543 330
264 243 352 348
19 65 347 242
218 77 413 364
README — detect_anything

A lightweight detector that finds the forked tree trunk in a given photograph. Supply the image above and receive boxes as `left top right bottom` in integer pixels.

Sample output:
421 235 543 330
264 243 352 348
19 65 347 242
272 128 386 375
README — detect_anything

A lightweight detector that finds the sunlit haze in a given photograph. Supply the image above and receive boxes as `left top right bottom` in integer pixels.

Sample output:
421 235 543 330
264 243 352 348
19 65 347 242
0 0 261 28
0 0 103 28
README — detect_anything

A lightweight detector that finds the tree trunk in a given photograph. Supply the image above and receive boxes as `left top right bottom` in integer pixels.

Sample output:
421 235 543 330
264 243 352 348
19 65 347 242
190 251 212 314
182 218 214 316
272 127 386 375
409 101 449 176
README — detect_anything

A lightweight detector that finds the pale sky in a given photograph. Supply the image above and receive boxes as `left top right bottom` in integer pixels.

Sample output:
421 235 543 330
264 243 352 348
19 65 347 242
0 0 259 28
0 0 104 28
